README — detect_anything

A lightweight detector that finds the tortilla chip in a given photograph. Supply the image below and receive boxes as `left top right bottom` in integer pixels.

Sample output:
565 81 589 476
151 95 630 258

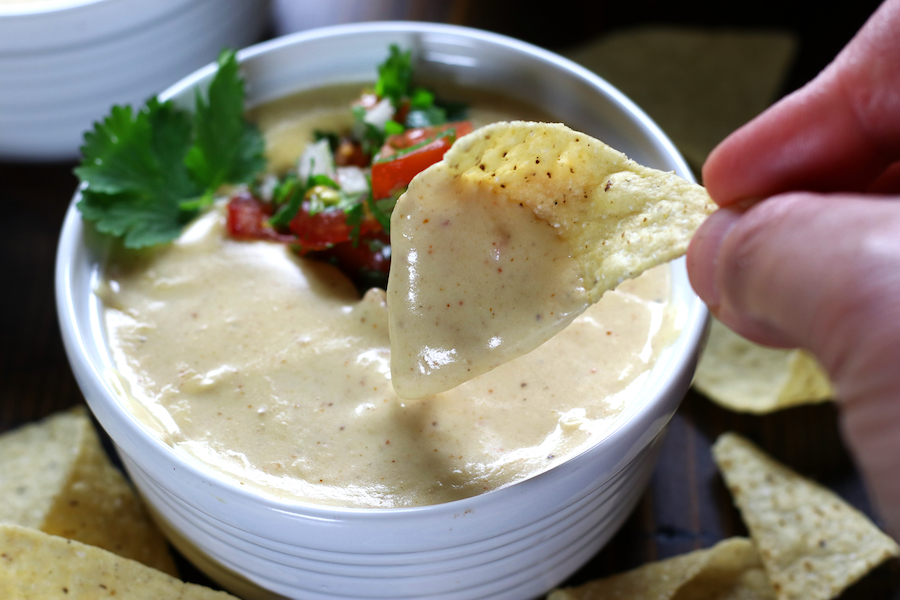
445 121 714 302
0 524 235 599
388 121 714 397
548 537 775 600
694 318 833 413
566 27 797 169
0 410 82 531
712 433 899 599
0 408 177 576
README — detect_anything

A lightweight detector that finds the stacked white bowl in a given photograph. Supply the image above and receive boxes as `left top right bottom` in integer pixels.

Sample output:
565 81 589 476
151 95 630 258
0 0 270 161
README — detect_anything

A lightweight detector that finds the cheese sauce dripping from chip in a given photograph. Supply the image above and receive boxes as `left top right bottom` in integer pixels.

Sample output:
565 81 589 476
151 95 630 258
388 121 714 399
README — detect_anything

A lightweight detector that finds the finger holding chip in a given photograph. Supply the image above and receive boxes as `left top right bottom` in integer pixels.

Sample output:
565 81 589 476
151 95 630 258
388 121 714 399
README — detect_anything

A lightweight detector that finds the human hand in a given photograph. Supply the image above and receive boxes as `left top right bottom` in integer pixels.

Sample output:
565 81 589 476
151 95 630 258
687 0 900 537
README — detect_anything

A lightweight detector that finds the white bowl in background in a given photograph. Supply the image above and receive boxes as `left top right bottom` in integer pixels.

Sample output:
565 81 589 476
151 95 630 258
56 22 708 600
0 0 270 161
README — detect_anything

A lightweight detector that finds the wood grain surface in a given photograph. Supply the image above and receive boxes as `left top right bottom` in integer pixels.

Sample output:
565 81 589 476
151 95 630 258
2 0 897 597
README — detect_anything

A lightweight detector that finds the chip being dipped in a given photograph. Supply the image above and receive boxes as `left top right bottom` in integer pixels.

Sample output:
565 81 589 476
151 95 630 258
387 121 714 398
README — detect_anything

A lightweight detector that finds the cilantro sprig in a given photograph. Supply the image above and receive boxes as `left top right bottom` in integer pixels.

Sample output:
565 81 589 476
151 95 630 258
357 44 469 151
76 49 265 248
374 45 413 106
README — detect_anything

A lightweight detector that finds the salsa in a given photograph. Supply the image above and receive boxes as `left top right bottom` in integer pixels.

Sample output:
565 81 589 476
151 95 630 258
224 46 474 292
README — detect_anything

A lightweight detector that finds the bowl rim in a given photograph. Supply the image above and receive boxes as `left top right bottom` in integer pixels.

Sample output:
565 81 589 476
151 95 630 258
56 20 709 520
0 0 103 17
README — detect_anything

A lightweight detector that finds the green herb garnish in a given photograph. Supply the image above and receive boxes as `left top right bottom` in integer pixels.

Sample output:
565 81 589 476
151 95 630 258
384 120 405 135
75 49 265 248
313 129 340 153
374 45 413 107
351 105 388 158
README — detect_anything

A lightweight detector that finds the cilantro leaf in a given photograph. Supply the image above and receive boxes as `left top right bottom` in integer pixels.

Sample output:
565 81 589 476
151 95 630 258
313 129 340 153
76 101 201 248
384 119 405 135
351 105 387 158
374 45 413 106
345 202 365 244
270 187 304 229
75 48 265 249
437 98 469 122
409 87 435 109
185 49 266 195
268 173 344 227
307 174 340 190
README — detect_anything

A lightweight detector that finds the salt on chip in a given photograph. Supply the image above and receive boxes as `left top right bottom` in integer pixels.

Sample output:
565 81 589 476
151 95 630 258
694 318 833 413
0 524 237 599
547 537 774 600
388 121 714 397
565 27 796 170
0 407 177 576
712 433 899 600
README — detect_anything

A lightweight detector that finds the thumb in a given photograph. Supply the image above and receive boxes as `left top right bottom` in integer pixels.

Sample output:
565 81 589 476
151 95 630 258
687 192 900 537
702 0 900 205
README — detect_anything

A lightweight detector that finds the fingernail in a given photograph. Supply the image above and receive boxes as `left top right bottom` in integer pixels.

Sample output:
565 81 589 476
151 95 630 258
687 207 742 309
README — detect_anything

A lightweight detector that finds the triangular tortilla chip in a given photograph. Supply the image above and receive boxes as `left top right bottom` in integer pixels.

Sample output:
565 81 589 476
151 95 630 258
388 121 713 397
0 408 177 575
0 524 236 599
694 318 833 413
566 27 796 169
712 433 899 599
548 537 775 600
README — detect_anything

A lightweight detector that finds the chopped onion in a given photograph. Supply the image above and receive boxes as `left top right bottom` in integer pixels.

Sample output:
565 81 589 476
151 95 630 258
363 98 395 129
297 139 336 181
336 166 370 195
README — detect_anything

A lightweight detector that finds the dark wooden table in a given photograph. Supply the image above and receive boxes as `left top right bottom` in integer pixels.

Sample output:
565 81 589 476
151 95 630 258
3 0 898 597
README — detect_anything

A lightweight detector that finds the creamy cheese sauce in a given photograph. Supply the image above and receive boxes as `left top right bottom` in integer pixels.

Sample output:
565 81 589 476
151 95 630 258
100 86 680 508
388 167 590 398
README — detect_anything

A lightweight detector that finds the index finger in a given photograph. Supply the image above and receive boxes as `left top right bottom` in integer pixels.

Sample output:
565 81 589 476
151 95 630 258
702 0 900 207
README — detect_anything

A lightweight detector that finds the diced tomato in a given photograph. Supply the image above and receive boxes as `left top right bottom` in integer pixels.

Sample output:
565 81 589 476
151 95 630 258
288 202 381 252
319 231 391 276
371 137 451 200
315 231 392 292
380 121 473 156
370 121 472 199
393 100 410 128
226 192 295 243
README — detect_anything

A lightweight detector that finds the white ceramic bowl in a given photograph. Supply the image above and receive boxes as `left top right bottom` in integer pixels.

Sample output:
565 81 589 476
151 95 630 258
0 0 270 161
56 22 708 600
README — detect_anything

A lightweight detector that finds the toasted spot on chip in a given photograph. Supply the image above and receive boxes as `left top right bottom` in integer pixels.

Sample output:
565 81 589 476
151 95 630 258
548 537 775 600
712 433 899 600
0 524 236 599
0 408 177 576
388 122 713 398
694 318 833 413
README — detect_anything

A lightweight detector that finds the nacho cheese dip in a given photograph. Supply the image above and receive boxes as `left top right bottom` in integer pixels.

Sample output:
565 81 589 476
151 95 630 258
99 86 680 508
